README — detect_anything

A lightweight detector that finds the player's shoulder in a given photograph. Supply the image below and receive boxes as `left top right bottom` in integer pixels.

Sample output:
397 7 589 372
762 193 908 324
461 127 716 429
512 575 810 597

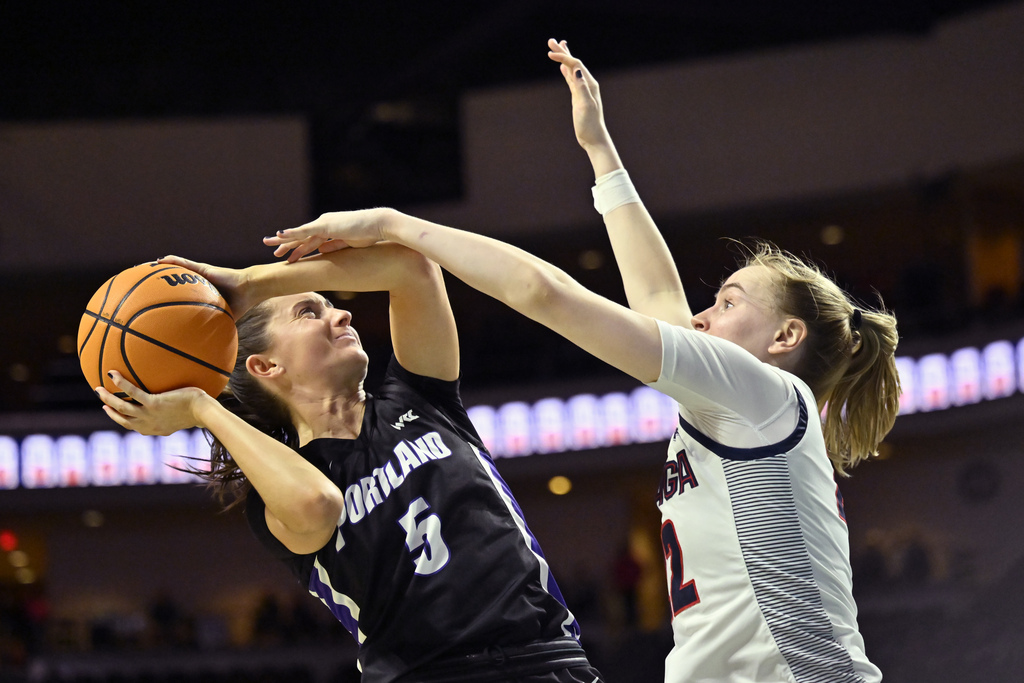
381 356 462 408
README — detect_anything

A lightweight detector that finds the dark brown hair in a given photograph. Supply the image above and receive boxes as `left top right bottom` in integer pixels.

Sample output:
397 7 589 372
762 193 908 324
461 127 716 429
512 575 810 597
197 300 298 509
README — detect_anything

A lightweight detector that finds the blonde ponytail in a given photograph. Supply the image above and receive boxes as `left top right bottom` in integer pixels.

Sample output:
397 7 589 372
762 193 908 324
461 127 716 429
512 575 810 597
746 243 901 473
821 308 901 472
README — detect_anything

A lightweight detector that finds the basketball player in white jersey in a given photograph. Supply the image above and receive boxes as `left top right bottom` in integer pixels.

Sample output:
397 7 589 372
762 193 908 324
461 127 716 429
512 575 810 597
263 40 900 682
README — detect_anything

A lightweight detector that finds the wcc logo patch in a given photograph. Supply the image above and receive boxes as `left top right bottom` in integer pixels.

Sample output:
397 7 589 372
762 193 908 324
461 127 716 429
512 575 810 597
391 410 420 430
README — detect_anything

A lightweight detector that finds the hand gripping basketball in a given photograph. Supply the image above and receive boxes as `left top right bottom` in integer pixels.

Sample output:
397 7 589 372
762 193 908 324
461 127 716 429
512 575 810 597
96 370 207 437
78 262 239 399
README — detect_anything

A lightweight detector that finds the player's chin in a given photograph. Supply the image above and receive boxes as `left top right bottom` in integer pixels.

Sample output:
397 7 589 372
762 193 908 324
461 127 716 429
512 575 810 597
337 346 370 368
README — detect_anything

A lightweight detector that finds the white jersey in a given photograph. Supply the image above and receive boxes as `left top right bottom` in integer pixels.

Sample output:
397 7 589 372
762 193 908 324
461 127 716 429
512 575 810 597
649 320 881 683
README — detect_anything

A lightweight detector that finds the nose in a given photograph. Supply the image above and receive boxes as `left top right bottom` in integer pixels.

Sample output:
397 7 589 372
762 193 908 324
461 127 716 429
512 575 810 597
691 308 709 331
331 308 353 326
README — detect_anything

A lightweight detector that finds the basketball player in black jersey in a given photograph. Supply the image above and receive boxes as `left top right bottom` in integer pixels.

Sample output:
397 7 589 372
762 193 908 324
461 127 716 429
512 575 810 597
96 243 605 683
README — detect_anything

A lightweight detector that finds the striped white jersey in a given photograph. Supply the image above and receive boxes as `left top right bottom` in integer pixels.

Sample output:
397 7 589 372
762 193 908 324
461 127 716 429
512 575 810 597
649 320 881 683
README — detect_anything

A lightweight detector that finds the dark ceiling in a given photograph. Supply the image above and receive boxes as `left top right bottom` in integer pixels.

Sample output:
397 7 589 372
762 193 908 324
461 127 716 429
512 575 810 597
1 1 1015 121
1 1 1020 411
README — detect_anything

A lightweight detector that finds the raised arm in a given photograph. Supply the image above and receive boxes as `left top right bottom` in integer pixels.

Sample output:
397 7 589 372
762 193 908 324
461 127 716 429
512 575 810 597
164 242 458 381
547 39 692 328
267 209 664 385
96 243 457 556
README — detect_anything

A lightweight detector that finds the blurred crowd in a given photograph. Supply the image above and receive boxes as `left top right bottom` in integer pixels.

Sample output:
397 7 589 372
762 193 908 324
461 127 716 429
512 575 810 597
0 544 667 683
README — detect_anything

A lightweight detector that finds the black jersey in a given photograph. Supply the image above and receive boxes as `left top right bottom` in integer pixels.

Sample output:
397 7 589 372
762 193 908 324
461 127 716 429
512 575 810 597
246 356 579 681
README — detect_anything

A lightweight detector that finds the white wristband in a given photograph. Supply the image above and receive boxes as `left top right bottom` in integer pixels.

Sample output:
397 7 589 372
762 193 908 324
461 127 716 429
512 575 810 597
592 168 640 216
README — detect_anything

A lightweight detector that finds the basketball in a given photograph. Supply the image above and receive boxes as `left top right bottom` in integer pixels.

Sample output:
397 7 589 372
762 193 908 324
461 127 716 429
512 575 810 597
77 262 238 399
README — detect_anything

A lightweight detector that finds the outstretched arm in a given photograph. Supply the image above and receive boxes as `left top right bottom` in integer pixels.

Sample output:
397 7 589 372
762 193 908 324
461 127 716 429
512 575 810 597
268 209 664 384
163 242 458 381
547 39 692 328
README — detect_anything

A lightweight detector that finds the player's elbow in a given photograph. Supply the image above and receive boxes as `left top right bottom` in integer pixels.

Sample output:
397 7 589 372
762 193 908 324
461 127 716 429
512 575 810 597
288 485 346 535
391 238 435 270
388 243 445 289
507 264 578 320
267 486 345 555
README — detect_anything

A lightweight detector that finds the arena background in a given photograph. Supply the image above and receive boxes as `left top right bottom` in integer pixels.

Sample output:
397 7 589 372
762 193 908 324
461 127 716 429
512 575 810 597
2 2 1023 681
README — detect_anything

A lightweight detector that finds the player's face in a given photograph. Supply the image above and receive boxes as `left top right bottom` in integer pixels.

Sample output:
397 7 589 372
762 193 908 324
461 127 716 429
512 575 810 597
690 265 787 363
263 292 368 389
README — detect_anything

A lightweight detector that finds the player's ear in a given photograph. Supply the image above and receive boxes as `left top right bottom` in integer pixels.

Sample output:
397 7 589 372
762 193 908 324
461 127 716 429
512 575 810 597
769 318 807 356
245 353 280 379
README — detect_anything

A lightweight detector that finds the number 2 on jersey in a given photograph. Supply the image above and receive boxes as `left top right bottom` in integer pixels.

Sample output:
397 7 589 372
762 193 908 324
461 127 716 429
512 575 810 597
661 520 700 615
398 497 450 575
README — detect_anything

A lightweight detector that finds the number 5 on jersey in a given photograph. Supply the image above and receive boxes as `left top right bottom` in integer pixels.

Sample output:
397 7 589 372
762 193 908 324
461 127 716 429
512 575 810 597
399 497 450 575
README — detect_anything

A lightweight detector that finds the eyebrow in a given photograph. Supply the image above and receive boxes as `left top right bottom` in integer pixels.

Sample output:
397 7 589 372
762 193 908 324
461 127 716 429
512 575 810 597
716 282 746 297
291 296 334 314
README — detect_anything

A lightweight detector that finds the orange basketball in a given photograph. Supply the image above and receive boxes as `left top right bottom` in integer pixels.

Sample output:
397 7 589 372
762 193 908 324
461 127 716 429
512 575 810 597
77 262 238 399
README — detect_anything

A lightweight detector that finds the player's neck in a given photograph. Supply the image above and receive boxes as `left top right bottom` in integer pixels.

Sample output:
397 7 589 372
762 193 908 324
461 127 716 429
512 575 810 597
292 387 368 445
